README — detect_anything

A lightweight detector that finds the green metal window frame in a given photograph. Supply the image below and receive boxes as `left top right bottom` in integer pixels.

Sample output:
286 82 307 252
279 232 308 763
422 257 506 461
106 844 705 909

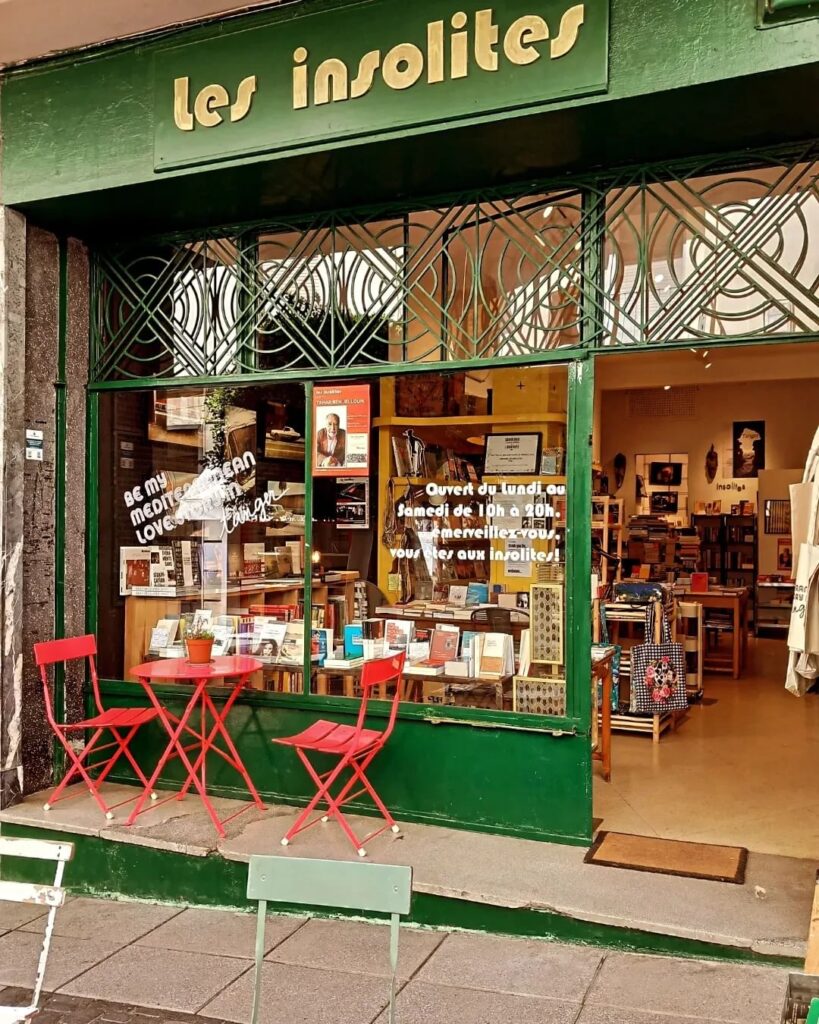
84 137 819 739
86 347 591 735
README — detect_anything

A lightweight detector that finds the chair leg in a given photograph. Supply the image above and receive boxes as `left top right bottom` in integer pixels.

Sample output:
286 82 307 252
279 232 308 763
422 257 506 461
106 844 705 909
282 751 351 845
46 728 116 818
348 753 398 831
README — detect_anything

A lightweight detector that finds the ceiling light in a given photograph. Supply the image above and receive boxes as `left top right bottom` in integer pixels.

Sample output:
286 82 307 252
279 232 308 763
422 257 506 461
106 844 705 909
690 348 698 354
654 273 665 283
702 350 709 358
541 205 554 219
663 385 671 391
704 362 712 369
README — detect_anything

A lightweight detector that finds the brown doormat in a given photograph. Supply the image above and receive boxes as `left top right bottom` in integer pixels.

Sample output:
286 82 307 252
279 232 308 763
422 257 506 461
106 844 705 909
584 831 748 884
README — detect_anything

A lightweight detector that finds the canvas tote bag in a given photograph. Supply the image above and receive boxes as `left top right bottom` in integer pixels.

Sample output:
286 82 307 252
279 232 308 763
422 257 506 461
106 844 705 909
631 601 689 713
787 426 819 695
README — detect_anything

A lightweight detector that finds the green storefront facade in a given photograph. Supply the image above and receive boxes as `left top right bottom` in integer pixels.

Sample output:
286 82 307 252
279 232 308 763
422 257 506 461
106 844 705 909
0 0 818 860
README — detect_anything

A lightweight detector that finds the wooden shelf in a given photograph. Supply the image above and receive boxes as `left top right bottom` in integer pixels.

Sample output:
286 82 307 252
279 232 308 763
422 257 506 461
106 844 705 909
374 413 567 428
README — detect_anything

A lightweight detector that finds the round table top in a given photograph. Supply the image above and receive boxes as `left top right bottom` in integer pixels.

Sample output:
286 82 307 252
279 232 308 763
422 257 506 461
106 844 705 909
129 655 263 681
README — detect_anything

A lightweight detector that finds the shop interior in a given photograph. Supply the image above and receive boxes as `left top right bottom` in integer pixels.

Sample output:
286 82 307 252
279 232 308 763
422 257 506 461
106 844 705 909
592 341 819 860
101 364 569 716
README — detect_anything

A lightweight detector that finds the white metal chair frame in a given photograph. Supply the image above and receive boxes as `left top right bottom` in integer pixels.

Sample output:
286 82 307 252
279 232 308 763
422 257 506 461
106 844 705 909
0 836 74 1023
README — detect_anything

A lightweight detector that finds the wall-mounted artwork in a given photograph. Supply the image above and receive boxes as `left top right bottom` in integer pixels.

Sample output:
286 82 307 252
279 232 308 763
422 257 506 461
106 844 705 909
733 420 765 478
650 491 679 514
705 444 718 483
614 453 626 490
649 462 683 487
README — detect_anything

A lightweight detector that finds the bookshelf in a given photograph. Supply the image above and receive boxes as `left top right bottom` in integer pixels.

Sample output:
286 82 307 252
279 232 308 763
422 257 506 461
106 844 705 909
592 497 623 585
375 377 567 602
691 513 757 625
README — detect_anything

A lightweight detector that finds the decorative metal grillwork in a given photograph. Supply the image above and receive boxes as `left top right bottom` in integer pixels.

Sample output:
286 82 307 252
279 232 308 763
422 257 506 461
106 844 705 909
600 151 819 346
90 146 819 381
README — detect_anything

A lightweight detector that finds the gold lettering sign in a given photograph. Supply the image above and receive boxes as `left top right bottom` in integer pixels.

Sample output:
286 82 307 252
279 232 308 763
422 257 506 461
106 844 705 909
173 75 257 131
170 4 586 130
293 3 585 110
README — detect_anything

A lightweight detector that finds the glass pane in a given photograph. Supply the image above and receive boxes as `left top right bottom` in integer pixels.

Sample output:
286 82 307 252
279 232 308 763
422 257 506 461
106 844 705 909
604 160 819 345
97 382 308 691
308 365 569 715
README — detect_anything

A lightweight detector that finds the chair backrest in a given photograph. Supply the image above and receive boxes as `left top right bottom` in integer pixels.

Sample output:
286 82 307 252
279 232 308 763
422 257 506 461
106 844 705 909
246 855 412 1024
358 652 406 741
470 607 529 628
33 635 102 723
0 836 74 1013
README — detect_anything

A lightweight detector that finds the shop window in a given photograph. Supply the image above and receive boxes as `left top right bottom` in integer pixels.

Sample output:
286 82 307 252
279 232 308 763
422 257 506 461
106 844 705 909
603 159 819 346
97 382 307 683
308 365 569 715
97 366 571 718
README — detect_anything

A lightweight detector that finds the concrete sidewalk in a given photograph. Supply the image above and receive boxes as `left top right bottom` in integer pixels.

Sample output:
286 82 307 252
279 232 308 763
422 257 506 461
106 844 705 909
0 895 791 1023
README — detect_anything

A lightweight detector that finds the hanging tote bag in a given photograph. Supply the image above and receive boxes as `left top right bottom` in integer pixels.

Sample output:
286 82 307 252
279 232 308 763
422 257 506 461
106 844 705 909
787 425 819 695
631 601 689 714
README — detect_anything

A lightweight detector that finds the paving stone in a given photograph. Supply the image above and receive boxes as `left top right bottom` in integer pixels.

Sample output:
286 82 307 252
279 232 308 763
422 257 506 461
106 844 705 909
199 960 391 1024
0 932 119 990
21 896 182 944
136 906 306 959
575 1008 729 1024
372 980 578 1024
417 931 603 1001
59 946 250 1014
585 952 788 1023
266 918 445 980
0 901 49 929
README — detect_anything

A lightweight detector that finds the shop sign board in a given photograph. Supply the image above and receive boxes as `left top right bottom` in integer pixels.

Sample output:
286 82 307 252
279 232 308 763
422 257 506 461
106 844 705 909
154 0 609 171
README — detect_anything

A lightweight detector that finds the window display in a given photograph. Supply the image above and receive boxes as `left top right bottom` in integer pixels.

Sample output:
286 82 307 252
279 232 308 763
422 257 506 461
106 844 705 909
99 366 570 716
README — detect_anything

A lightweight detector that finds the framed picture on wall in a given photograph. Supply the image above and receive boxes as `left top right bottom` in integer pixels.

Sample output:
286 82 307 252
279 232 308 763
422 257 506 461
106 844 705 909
733 420 765 478
650 491 679 514
649 461 683 487
484 433 541 475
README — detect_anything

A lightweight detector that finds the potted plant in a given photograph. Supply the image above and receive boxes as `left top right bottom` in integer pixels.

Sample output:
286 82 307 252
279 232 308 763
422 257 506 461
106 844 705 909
185 626 215 664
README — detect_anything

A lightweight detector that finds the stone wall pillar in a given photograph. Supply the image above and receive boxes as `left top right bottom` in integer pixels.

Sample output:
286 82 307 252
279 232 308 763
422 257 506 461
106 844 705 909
0 207 27 808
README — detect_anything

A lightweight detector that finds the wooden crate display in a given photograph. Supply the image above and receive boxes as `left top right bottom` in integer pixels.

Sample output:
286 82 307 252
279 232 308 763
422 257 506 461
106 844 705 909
530 583 564 665
513 675 567 716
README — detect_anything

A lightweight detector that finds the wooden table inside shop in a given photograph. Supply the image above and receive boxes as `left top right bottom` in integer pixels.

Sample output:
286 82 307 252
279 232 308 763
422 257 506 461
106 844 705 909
316 664 512 709
678 587 749 679
123 575 357 678
592 644 614 782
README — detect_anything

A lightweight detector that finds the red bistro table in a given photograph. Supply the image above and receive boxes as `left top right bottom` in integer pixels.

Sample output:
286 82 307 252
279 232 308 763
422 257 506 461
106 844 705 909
127 656 265 837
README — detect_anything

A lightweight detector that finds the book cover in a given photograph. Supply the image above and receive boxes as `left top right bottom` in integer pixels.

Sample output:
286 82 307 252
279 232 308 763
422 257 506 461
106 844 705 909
211 624 233 657
465 582 489 606
119 547 153 596
311 626 334 665
478 632 508 677
385 618 414 652
448 585 468 607
428 628 459 664
254 621 288 660
279 621 306 662
344 623 364 659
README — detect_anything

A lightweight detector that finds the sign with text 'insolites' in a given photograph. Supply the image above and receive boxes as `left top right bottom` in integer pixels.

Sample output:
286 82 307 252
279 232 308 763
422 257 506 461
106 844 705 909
154 1 608 171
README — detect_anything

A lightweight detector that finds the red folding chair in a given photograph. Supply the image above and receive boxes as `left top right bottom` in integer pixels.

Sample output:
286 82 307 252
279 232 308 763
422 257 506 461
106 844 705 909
275 652 406 857
34 635 160 820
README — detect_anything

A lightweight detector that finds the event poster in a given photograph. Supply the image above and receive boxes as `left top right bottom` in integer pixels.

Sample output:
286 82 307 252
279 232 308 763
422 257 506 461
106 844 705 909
312 384 370 477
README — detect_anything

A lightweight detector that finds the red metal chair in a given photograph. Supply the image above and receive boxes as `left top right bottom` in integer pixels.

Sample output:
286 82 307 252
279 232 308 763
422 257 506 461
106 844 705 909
34 635 160 820
275 652 406 857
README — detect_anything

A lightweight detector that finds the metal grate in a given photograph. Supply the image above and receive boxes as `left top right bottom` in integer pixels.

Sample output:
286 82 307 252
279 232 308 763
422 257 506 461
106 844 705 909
90 144 819 382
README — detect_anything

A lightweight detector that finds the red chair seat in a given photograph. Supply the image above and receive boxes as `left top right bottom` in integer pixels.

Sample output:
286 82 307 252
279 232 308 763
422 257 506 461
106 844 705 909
66 707 159 731
274 721 382 754
275 654 406 856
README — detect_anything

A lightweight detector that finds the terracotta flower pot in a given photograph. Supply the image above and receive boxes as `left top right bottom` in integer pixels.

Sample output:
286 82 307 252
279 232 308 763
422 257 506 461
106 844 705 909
186 638 214 664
